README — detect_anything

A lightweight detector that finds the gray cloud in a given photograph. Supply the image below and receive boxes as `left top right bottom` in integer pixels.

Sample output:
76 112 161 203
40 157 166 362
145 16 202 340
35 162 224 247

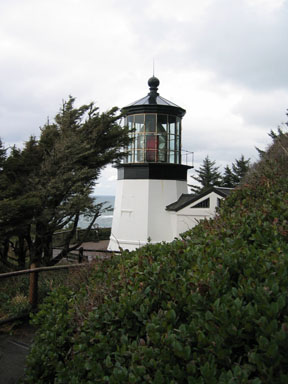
0 0 287 193
181 1 288 91
126 0 288 91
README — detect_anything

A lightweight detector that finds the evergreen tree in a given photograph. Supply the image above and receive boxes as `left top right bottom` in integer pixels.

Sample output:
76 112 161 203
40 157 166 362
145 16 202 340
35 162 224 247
222 165 235 188
189 155 222 194
231 154 250 185
0 139 6 170
0 97 130 267
0 139 10 267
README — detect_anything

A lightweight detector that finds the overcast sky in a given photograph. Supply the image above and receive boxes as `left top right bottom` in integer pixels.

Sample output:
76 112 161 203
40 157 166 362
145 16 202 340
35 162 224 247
1 0 288 194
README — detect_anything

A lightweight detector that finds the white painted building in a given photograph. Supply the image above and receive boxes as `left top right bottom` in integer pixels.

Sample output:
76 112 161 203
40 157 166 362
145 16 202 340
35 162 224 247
166 186 233 240
108 77 232 251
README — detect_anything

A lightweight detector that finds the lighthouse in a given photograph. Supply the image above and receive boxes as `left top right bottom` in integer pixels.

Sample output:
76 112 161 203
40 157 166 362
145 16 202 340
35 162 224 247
108 76 191 251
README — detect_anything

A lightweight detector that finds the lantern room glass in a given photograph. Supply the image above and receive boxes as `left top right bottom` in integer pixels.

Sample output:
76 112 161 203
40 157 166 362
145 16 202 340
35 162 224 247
124 114 182 164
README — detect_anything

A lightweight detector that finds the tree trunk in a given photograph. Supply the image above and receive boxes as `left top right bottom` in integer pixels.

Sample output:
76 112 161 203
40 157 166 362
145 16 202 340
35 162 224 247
0 237 10 270
43 234 53 265
48 213 80 266
17 235 26 269
29 233 43 266
0 237 9 264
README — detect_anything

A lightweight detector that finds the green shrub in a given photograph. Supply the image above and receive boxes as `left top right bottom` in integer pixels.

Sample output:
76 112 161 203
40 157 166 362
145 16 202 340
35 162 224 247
0 269 69 322
0 276 31 320
23 133 288 383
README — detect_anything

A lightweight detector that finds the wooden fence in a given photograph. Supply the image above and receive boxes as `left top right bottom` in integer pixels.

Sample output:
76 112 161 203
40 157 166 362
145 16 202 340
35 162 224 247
0 263 87 311
53 247 119 263
53 227 111 247
0 247 120 324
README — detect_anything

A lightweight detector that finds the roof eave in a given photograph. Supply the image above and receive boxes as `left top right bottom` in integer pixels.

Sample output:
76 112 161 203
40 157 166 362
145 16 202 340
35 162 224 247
166 187 234 212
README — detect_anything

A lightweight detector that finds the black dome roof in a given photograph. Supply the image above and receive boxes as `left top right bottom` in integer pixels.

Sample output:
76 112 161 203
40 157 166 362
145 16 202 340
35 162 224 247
122 76 186 118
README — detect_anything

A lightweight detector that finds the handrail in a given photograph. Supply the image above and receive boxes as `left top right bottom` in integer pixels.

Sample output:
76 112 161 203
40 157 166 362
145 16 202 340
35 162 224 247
1 247 119 318
0 263 88 279
181 149 194 167
120 149 194 167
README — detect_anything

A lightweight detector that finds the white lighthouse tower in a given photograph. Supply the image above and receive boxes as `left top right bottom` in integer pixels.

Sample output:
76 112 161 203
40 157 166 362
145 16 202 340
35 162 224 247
108 76 191 251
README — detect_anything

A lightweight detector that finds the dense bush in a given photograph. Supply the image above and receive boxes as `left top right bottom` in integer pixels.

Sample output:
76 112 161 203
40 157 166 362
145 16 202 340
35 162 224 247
23 133 288 383
0 270 69 322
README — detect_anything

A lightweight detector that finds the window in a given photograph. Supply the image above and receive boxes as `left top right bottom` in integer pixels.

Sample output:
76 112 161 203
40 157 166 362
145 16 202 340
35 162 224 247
135 115 144 132
191 198 210 208
124 114 181 164
145 114 156 132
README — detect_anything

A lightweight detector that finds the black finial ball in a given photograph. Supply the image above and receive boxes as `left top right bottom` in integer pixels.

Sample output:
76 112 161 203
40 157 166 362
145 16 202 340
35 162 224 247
148 76 160 89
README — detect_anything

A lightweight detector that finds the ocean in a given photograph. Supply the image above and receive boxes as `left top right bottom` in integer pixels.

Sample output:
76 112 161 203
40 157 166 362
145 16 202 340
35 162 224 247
78 195 115 229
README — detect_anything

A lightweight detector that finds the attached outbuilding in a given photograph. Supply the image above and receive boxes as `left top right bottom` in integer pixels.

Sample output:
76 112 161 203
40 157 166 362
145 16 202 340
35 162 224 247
166 187 233 239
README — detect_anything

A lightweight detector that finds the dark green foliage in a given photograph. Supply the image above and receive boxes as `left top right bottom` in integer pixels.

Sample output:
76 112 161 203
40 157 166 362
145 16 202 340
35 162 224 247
190 154 250 192
246 127 288 185
231 154 250 185
97 227 111 241
221 165 234 188
0 97 129 267
222 155 250 187
24 131 288 383
0 139 6 171
52 228 110 247
189 155 222 193
0 270 69 321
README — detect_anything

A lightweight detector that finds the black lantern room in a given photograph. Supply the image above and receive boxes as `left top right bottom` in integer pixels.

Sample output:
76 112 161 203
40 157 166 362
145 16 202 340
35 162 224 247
122 76 186 164
118 76 190 181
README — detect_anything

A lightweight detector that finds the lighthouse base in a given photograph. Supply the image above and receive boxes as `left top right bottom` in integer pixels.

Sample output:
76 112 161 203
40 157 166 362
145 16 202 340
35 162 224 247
108 177 188 252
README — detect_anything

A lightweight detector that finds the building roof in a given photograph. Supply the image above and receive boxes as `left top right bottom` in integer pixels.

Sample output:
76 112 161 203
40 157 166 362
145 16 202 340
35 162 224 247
121 76 186 118
125 94 181 108
166 186 234 212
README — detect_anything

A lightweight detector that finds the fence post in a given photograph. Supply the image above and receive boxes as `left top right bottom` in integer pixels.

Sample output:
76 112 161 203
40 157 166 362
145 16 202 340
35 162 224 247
78 247 83 263
29 263 38 310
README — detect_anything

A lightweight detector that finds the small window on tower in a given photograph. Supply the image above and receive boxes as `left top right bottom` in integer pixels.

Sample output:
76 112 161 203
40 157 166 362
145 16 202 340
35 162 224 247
191 198 210 208
145 114 156 132
135 114 144 132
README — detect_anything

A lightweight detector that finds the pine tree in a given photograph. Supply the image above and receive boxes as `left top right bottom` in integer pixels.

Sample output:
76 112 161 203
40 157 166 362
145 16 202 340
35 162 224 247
189 156 222 194
0 139 9 267
0 97 130 267
222 165 235 188
231 155 250 185
0 139 6 169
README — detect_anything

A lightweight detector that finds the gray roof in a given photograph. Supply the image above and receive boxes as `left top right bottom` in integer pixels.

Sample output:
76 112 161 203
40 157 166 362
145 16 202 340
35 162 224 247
121 76 186 118
166 187 234 212
125 94 182 108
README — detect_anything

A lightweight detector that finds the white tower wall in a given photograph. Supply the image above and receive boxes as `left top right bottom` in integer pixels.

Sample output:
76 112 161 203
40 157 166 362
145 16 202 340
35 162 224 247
108 178 187 251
